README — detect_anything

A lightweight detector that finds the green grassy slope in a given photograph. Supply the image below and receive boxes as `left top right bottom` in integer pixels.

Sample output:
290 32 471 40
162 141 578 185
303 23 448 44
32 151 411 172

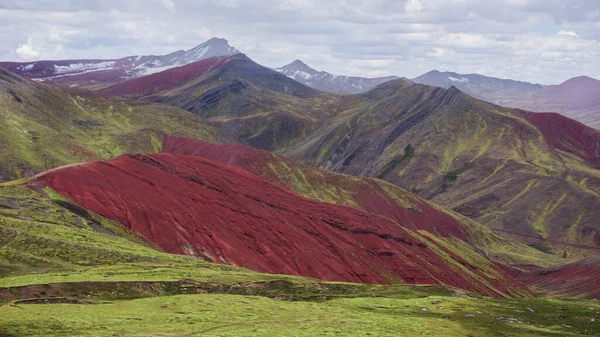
281 80 600 258
0 67 233 182
1 290 599 336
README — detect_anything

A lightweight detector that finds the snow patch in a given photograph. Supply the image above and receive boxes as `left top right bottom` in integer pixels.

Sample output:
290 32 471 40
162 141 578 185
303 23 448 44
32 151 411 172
137 65 177 76
448 76 469 83
53 61 116 74
18 63 35 71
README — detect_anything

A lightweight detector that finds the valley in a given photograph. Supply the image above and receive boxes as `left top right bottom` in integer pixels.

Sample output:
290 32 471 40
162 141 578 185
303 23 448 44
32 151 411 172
0 18 599 335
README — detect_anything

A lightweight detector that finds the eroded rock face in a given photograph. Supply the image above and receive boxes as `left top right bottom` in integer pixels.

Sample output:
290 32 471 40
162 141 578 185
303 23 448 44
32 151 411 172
38 152 528 297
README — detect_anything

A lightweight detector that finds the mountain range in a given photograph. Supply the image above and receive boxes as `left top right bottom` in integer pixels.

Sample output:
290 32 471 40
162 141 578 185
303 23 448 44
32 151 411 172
1 37 600 336
276 59 398 94
0 37 240 89
413 70 600 129
89 52 600 257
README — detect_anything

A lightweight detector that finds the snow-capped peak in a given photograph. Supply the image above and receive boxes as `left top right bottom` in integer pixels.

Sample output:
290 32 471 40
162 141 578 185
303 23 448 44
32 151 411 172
9 37 241 83
275 59 398 94
184 38 240 62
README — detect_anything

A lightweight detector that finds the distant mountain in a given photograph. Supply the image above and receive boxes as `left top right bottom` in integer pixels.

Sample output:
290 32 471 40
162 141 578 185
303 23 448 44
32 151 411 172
102 54 333 151
412 71 600 129
276 59 398 94
412 70 544 101
0 37 240 89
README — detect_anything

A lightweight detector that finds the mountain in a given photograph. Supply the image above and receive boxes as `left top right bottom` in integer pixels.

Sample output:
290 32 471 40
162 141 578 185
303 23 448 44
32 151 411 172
0 66 233 182
2 58 600 336
101 58 600 255
162 135 565 269
0 37 240 90
279 80 600 255
276 59 398 94
413 71 600 129
532 76 600 128
412 70 544 101
102 54 338 151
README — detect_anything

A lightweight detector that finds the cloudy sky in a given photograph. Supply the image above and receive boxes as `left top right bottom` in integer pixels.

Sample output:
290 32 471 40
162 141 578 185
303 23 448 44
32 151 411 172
0 0 599 84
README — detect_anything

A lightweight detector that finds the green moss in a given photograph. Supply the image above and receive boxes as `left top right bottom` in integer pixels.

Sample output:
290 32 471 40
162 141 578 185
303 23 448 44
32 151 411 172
377 143 414 179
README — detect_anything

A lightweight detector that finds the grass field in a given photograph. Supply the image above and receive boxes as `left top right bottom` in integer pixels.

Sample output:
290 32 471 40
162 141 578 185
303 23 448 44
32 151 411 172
1 290 599 336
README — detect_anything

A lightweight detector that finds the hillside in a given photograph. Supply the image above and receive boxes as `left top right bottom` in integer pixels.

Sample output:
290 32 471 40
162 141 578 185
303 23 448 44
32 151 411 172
276 59 398 94
103 59 600 255
102 54 340 151
519 257 600 300
162 135 564 268
0 144 596 336
413 71 600 129
0 67 233 182
281 80 600 255
35 151 534 297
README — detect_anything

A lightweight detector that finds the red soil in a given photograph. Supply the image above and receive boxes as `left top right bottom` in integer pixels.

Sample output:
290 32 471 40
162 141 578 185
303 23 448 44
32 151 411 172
519 257 600 299
527 112 600 169
162 135 470 240
38 152 526 297
101 57 231 97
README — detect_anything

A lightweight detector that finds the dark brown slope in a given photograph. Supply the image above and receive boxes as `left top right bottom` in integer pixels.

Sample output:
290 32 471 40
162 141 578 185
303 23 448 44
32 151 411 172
101 54 340 151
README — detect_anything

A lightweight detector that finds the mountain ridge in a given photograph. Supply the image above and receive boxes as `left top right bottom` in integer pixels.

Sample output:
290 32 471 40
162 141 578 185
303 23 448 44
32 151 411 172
276 59 398 94
412 70 600 129
0 37 240 89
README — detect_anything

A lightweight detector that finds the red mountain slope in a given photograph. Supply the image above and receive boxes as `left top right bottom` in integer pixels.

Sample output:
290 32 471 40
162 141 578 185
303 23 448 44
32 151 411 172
526 112 600 169
36 153 530 297
100 56 232 98
162 135 470 240
519 257 600 299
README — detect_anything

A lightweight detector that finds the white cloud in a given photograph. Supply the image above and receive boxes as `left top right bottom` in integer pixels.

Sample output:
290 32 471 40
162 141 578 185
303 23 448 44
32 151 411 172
405 0 423 13
0 0 598 84
159 0 176 12
427 47 445 58
15 39 40 60
557 30 579 37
